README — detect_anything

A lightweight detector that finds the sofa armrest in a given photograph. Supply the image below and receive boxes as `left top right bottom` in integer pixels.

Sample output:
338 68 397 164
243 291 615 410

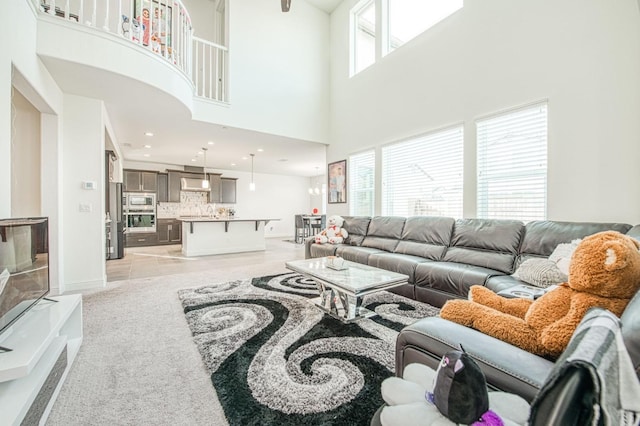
396 316 555 402
304 236 315 258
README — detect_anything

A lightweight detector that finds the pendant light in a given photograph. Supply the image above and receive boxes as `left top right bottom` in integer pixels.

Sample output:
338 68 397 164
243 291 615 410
201 147 210 190
249 153 256 191
308 167 321 195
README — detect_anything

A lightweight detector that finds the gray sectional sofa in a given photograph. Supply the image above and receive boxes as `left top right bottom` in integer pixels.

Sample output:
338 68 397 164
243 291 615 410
305 215 640 401
305 215 636 307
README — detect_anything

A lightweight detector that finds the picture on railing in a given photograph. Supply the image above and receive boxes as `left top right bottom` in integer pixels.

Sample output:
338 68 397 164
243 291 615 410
133 0 173 56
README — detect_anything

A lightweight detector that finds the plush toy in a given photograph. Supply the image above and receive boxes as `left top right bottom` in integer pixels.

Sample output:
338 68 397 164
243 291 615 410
314 215 349 244
379 355 530 426
440 231 640 358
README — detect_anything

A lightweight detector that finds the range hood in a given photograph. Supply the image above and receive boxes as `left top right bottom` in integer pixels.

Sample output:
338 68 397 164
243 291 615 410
181 177 211 192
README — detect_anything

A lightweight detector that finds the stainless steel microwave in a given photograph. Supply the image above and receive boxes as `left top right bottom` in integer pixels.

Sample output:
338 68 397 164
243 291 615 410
125 193 156 210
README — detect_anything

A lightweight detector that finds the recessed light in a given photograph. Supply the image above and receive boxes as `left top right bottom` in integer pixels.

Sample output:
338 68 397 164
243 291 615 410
197 151 203 155
208 141 215 145
242 157 248 160
143 154 150 157
191 158 197 162
144 132 154 137
144 144 152 149
257 148 264 152
231 163 236 166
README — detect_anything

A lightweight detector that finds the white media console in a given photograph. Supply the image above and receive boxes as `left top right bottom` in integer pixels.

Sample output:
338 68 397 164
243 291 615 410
0 294 82 425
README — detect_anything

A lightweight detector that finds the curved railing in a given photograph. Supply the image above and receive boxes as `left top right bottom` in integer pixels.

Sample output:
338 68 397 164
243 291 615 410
33 0 227 103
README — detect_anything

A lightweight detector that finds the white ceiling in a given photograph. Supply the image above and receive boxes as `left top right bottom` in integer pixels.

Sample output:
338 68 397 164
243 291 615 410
40 56 328 178
303 0 343 14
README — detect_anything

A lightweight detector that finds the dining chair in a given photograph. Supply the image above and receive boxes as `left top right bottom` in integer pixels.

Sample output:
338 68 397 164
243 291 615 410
311 215 325 236
294 214 307 244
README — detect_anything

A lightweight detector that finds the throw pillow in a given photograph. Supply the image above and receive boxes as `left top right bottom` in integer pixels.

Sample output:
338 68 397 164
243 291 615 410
512 258 568 288
549 239 582 275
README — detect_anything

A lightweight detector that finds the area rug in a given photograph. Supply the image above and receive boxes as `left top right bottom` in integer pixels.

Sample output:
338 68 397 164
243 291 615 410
178 272 440 426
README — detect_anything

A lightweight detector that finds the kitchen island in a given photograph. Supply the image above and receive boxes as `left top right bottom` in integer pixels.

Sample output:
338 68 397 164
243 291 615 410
178 217 279 257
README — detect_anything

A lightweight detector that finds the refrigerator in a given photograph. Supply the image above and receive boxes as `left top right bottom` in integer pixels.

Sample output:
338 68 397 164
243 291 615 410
108 182 125 259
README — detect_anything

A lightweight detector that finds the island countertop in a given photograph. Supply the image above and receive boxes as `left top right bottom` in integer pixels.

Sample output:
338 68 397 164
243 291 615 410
179 217 280 257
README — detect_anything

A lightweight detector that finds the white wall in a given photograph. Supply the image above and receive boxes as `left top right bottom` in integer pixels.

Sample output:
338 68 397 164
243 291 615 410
124 160 312 238
11 89 41 217
192 0 330 144
328 0 640 224
62 95 106 291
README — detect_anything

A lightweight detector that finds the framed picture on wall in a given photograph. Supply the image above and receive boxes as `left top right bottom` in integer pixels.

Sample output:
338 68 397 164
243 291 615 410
328 160 347 204
133 0 172 54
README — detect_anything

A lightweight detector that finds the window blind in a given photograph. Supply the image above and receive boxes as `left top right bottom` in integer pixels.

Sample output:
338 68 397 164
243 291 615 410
381 126 463 218
349 150 375 216
476 102 548 221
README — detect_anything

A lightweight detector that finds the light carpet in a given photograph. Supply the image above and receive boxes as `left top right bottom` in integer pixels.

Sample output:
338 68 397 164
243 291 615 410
178 273 440 426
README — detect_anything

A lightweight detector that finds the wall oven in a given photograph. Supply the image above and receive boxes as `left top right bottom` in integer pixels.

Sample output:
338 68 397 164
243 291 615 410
124 193 156 211
125 212 156 233
124 192 156 233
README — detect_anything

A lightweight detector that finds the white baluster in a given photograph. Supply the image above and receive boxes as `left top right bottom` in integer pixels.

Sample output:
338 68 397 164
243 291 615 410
117 0 122 36
103 0 110 31
194 39 200 96
91 0 97 26
215 48 220 101
49 0 56 15
64 0 70 20
79 0 84 26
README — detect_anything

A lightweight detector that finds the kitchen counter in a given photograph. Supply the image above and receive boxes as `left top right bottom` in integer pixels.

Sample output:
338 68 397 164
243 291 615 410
178 217 280 256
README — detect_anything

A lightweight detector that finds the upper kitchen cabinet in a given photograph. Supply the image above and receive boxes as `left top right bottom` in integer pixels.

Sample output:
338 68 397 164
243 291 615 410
221 178 237 203
157 173 168 202
208 174 222 203
124 169 158 192
167 171 182 202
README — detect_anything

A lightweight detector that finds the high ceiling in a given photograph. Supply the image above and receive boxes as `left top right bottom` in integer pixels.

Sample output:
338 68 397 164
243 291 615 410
304 0 343 14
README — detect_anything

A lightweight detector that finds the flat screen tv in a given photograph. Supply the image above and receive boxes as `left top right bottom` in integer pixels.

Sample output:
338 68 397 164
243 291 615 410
0 217 50 338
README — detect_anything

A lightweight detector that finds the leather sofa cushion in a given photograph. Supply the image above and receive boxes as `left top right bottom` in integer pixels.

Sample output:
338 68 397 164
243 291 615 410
394 216 454 260
309 243 339 258
335 246 384 264
621 290 640 379
442 219 524 274
396 316 554 402
367 252 433 284
342 216 372 246
361 216 406 252
520 221 632 258
485 274 529 294
414 261 505 298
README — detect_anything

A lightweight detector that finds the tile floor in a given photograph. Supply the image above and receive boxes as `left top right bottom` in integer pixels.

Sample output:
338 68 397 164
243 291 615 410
105 237 306 282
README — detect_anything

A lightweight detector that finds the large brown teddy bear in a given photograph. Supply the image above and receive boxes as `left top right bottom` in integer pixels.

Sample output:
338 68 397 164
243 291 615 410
440 231 640 358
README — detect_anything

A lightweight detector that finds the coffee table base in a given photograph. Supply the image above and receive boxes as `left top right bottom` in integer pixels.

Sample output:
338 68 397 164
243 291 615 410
311 285 376 323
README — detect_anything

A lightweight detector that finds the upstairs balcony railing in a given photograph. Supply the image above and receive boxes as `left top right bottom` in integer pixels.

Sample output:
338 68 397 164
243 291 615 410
34 0 228 103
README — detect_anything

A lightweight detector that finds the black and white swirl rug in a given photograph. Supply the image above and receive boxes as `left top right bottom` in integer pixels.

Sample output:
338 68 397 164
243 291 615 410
178 272 440 425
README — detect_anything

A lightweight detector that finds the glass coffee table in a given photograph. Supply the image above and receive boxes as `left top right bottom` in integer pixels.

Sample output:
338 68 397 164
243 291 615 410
285 257 409 323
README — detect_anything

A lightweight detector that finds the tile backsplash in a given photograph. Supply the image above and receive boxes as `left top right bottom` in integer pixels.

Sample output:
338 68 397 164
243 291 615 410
157 191 235 218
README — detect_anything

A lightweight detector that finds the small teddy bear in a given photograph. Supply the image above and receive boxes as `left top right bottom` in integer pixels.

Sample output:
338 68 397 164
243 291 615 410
440 231 640 358
314 215 349 244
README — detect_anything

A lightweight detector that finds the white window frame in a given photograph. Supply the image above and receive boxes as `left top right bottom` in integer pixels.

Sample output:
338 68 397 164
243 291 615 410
349 150 376 217
381 125 464 218
476 101 548 221
350 0 376 77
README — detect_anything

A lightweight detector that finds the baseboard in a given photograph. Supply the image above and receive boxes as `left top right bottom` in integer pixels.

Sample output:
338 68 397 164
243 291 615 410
63 278 106 293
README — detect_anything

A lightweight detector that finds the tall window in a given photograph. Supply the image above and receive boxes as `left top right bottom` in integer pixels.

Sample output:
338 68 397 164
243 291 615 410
476 102 548 221
351 0 376 76
382 126 463 217
387 0 463 55
349 150 375 216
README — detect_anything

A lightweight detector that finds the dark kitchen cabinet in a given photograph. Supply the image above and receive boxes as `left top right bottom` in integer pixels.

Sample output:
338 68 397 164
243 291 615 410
168 171 182 202
157 219 181 244
221 178 237 203
125 232 158 247
157 173 168 202
208 174 222 203
124 169 158 192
